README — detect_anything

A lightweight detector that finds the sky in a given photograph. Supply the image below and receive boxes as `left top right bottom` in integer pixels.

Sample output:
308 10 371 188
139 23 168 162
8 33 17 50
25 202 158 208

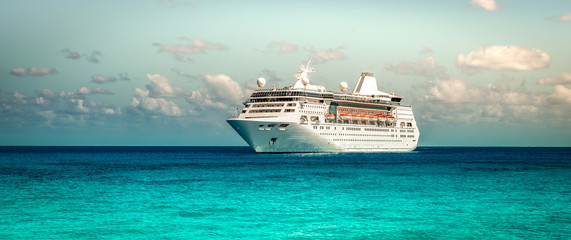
1 0 570 146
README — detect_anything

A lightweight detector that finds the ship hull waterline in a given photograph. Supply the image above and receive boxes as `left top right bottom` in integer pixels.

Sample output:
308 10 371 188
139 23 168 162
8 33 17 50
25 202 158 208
227 119 418 153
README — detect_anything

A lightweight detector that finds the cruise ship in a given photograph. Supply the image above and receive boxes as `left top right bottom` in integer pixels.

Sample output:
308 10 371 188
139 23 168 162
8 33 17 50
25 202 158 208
227 59 419 153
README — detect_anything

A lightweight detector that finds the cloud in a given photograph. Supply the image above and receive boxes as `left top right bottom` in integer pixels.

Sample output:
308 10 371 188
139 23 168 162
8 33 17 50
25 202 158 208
425 79 483 103
416 77 571 125
268 41 298 53
309 47 346 62
86 51 102 63
547 85 571 105
204 74 244 104
470 0 500 11
118 72 130 81
186 89 228 110
12 91 28 104
385 56 447 78
425 78 540 106
171 68 197 80
11 67 57 76
421 47 433 54
186 74 244 110
481 104 504 118
560 13 571 22
0 88 121 128
61 48 81 59
77 87 91 95
91 75 117 84
129 72 244 117
77 87 113 95
60 48 102 63
538 72 571 85
67 99 90 114
457 45 550 74
130 88 182 116
156 37 228 61
37 88 58 100
145 74 185 98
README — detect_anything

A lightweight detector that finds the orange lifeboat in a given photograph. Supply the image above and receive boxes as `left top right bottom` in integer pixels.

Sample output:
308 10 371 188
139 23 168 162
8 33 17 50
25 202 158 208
368 115 378 122
377 114 386 123
326 113 335 120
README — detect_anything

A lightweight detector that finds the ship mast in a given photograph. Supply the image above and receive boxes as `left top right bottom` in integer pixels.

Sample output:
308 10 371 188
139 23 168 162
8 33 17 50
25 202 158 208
295 57 315 86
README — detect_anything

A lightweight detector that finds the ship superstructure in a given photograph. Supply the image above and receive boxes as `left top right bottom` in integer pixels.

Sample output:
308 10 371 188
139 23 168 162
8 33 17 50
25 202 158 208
227 59 419 152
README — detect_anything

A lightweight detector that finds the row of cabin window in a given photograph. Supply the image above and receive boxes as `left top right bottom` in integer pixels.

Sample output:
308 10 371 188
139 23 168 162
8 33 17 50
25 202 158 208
333 139 403 142
245 109 296 113
246 103 298 108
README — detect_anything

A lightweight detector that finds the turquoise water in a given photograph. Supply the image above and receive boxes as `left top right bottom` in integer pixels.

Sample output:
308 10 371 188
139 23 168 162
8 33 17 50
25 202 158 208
1 147 570 239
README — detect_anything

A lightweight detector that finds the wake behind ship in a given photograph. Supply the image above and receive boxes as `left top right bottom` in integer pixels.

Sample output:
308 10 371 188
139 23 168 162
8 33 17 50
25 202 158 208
227 59 419 153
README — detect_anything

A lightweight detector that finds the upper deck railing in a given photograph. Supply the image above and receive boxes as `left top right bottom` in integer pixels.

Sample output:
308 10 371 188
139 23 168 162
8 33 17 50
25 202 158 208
248 89 404 106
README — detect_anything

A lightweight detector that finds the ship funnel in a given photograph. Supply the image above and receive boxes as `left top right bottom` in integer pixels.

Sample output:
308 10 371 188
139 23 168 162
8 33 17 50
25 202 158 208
352 72 391 96
353 72 380 96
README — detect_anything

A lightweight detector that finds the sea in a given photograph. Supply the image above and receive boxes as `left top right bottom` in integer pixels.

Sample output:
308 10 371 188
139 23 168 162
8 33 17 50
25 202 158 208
0 146 569 239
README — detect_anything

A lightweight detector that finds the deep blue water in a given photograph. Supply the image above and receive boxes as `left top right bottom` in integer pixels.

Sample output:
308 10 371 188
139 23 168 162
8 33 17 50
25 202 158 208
0 146 570 239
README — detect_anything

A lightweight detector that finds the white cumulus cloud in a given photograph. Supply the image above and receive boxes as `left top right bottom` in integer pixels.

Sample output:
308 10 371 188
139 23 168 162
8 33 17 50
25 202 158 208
547 85 571 105
470 0 500 11
268 41 298 53
91 75 117 84
309 48 346 62
0 88 121 128
130 88 182 116
457 45 550 74
385 56 447 78
418 77 570 124
538 72 571 85
204 74 244 105
77 87 113 95
156 37 228 61
68 99 90 114
13 91 28 104
187 74 244 110
560 12 571 22
186 89 229 110
145 74 185 98
425 78 541 106
425 79 482 103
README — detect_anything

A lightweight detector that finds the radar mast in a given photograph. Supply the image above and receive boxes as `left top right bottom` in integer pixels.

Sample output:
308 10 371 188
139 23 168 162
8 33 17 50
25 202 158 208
295 58 315 86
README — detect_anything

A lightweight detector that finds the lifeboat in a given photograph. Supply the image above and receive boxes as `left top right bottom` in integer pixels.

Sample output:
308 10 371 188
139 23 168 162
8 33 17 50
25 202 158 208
377 114 386 122
326 113 335 120
368 115 378 122
339 113 350 120
357 115 366 121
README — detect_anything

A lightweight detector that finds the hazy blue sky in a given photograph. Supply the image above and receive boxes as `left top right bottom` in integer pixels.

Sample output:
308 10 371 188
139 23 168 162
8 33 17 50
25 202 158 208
1 0 570 146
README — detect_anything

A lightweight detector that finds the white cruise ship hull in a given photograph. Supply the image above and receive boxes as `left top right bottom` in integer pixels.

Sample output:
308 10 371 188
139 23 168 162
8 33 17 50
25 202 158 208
227 61 420 153
227 119 418 153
